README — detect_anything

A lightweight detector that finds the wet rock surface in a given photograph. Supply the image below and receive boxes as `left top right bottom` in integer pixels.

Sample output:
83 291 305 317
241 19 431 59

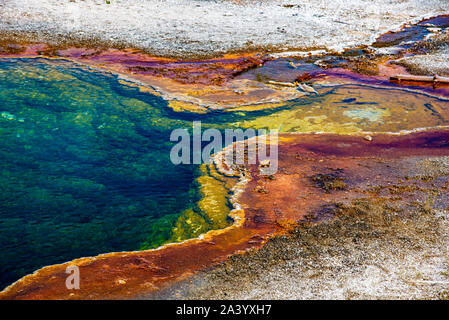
4 130 449 299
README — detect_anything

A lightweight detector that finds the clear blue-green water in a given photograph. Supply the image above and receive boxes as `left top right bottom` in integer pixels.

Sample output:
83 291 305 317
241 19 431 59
0 58 251 289
1 58 307 290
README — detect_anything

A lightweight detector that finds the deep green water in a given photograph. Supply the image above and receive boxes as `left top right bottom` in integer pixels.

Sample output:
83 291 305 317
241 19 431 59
1 58 310 290
0 58 251 289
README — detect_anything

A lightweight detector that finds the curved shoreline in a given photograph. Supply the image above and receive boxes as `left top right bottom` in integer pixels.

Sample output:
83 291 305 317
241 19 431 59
3 127 449 299
0 145 261 299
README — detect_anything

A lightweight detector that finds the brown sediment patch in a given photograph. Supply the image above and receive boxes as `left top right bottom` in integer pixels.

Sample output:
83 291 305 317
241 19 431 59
3 129 449 300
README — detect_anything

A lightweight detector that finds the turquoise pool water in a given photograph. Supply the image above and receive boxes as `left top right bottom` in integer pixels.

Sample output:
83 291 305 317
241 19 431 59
0 58 238 289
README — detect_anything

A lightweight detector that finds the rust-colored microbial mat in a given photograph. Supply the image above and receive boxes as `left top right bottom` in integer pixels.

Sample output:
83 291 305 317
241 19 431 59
2 129 449 300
